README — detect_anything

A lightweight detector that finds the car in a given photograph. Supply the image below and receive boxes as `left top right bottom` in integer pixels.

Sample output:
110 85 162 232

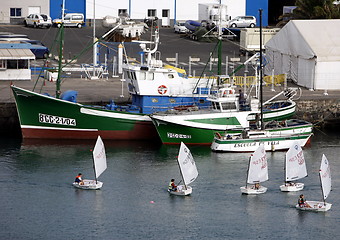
24 14 52 28
53 13 85 28
20 40 50 59
174 21 188 33
228 16 256 28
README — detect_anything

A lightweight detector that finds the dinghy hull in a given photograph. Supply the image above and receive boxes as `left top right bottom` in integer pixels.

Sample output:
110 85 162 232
73 179 103 190
240 186 267 195
280 183 304 192
296 201 332 212
168 185 192 196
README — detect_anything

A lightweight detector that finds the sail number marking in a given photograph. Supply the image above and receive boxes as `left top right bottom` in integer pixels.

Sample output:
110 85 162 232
39 113 76 126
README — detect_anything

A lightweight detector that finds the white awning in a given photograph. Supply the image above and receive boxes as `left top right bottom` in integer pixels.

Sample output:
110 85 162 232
0 48 35 60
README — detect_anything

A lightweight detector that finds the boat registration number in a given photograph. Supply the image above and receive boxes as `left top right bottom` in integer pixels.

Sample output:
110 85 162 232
39 113 76 126
167 132 191 139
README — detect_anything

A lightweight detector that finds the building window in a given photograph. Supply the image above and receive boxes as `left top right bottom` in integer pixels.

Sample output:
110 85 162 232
118 9 127 15
6 60 28 69
10 8 22 17
148 9 156 17
162 10 169 18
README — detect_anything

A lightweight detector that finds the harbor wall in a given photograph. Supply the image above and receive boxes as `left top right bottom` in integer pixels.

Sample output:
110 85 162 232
1 99 340 138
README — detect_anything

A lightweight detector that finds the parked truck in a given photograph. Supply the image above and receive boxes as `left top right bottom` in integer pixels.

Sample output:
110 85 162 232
239 28 280 55
198 3 229 28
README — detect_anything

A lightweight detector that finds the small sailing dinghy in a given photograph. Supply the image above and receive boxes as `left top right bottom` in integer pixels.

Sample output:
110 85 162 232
168 142 198 196
296 154 332 212
73 136 107 190
240 145 268 195
280 141 307 192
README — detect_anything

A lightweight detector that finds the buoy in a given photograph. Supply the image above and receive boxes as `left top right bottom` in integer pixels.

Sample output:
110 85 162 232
150 201 155 204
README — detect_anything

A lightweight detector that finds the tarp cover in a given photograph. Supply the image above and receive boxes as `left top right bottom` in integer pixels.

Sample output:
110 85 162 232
265 20 340 90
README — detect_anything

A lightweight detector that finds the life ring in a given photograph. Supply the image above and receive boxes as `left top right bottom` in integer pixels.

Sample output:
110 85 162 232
158 85 167 95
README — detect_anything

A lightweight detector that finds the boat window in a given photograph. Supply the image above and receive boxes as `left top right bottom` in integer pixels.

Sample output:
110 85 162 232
0 60 6 69
148 72 154 80
221 102 236 110
6 60 27 69
212 102 220 110
140 72 146 80
131 71 137 80
168 74 174 79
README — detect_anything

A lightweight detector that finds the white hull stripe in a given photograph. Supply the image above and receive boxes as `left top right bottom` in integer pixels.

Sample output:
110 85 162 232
22 125 98 131
80 108 151 121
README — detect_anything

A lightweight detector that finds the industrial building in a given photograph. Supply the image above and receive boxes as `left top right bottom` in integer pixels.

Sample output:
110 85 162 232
0 0 295 27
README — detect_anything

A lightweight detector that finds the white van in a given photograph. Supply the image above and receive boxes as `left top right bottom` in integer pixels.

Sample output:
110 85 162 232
228 16 256 28
53 13 84 28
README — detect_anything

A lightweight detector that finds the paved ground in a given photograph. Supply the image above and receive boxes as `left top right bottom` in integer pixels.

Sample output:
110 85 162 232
1 24 339 104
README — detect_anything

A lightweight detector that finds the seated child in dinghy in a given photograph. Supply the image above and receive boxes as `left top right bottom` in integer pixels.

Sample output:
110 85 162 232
74 173 84 185
298 194 311 208
168 179 177 192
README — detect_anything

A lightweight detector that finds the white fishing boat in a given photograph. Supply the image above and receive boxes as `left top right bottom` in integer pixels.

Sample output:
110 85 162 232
168 142 198 196
280 141 307 192
240 145 268 195
296 154 332 212
73 136 107 190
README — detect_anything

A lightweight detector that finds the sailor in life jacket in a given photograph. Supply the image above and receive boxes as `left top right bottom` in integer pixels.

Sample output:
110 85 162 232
168 179 177 192
74 173 84 185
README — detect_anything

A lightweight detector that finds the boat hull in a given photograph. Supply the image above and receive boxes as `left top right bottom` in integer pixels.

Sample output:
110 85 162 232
240 186 267 195
280 183 304 192
211 134 312 152
73 180 103 190
296 201 332 212
168 185 192 196
151 112 250 145
11 86 158 140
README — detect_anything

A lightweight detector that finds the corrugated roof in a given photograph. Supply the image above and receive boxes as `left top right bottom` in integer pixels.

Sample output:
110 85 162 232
0 48 35 60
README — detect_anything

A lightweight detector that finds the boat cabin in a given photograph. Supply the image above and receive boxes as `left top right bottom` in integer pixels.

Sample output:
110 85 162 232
0 48 35 80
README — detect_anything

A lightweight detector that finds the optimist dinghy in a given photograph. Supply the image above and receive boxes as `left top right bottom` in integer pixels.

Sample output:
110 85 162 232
73 136 107 190
168 142 198 196
240 145 269 195
280 141 307 192
296 154 332 212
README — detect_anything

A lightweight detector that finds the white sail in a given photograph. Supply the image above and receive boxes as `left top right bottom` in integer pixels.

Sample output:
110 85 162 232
93 136 107 179
285 141 307 181
247 145 268 184
178 142 198 186
320 154 331 200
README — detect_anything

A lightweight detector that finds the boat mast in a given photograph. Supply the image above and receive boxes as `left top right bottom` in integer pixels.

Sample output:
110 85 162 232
217 1 222 77
319 166 326 205
245 155 251 188
177 156 187 190
259 9 264 130
56 1 65 99
92 149 98 184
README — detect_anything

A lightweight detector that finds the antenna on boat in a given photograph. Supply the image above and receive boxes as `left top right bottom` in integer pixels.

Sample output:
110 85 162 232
259 9 264 130
91 0 99 80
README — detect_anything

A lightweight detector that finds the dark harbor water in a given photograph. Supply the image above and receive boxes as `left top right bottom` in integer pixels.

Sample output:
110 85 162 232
1 130 340 240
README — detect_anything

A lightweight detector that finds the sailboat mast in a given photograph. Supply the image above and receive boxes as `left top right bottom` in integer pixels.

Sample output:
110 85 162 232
177 157 187 190
245 156 251 188
259 9 264 130
319 168 326 204
92 150 98 184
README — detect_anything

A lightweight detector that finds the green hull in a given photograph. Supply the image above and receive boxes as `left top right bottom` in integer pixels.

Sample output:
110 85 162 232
11 85 158 140
151 117 313 145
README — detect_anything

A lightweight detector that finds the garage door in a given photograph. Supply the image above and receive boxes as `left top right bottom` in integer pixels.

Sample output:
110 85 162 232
28 7 41 15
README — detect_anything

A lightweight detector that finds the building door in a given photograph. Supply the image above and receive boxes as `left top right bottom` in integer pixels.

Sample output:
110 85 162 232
28 6 41 15
161 9 170 27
